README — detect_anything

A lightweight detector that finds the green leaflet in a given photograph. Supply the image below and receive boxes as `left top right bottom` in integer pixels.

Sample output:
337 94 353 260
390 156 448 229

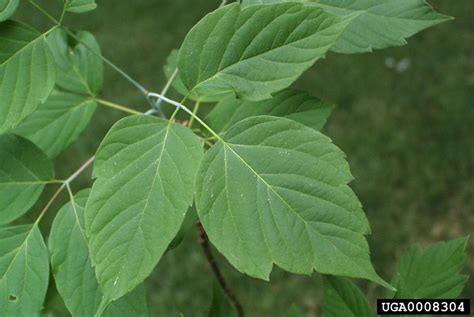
164 49 230 102
0 134 54 225
14 90 97 158
241 0 451 53
0 0 19 21
47 28 103 96
0 21 56 133
322 276 373 317
389 237 469 299
196 116 391 288
64 0 97 13
85 115 203 302
14 29 102 158
0 224 49 316
49 189 149 317
178 3 354 101
205 88 335 135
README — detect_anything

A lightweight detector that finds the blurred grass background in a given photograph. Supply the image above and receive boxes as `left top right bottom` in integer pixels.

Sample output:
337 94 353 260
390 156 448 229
14 0 473 316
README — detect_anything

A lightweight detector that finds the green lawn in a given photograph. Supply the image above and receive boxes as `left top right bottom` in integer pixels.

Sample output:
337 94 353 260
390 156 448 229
14 1 473 316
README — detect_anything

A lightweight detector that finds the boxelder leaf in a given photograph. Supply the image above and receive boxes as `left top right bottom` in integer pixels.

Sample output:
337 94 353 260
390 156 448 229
49 189 149 317
205 88 335 135
196 116 391 288
0 134 54 225
0 21 56 133
47 28 103 96
242 0 451 54
178 3 354 101
164 49 230 102
0 224 49 316
322 276 373 317
85 115 203 302
390 237 470 299
0 0 19 21
14 90 97 158
63 0 97 14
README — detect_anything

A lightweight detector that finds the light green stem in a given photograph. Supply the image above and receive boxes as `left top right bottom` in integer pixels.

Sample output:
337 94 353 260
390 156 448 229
93 98 143 115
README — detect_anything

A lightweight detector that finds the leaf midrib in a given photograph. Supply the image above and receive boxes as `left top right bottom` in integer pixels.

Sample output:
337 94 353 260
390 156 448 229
0 226 35 286
102 121 174 292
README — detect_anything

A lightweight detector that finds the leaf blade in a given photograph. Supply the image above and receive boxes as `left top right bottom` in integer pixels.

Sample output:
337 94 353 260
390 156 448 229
390 237 470 299
47 28 103 96
0 21 56 133
322 276 373 317
179 3 353 101
85 115 203 302
241 0 451 53
14 90 97 158
0 0 19 21
64 0 97 13
205 88 335 135
196 116 389 288
164 49 230 102
49 189 149 317
0 224 49 316
0 134 54 225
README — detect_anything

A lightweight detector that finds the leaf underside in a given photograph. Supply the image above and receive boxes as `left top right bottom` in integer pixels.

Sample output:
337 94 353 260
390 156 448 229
205 88 335 135
47 28 103 96
64 0 97 13
322 275 373 317
390 237 469 299
0 0 19 21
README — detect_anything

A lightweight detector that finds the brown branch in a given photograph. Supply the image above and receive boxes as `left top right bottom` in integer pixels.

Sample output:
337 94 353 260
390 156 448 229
196 221 244 317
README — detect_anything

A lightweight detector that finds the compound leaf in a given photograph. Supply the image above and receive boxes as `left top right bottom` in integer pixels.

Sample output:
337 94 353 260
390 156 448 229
47 28 103 96
0 0 19 21
49 189 148 317
322 275 373 317
0 21 56 133
85 115 203 303
164 49 230 102
390 237 469 299
205 88 334 135
196 116 391 288
179 3 354 101
0 134 54 225
242 0 451 53
14 90 97 158
0 224 49 316
63 0 97 14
